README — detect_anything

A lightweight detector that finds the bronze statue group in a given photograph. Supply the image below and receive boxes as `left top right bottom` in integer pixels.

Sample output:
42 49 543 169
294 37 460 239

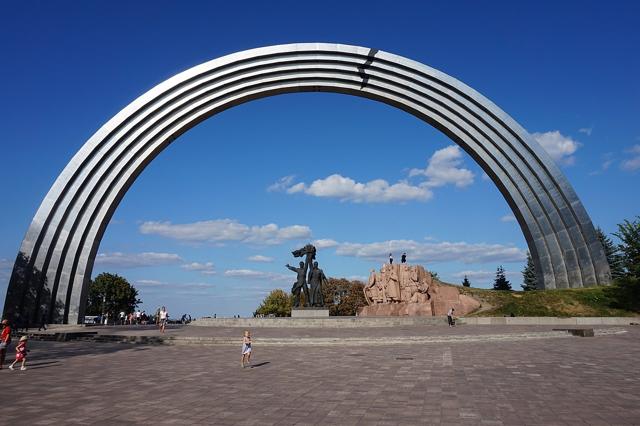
286 244 328 308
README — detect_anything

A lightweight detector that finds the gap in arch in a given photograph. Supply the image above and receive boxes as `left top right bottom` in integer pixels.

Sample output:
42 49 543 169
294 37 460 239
94 92 527 318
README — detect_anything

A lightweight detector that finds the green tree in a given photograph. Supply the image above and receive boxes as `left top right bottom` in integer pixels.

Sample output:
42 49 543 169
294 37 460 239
596 227 625 279
614 216 640 278
462 275 471 287
86 273 141 320
521 252 538 291
604 217 640 313
322 278 368 316
493 265 512 291
254 289 292 317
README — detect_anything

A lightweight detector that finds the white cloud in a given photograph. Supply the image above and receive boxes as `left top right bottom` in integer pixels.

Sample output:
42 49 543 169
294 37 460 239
267 175 296 192
285 174 433 203
409 145 474 188
0 258 11 280
532 131 581 165
334 239 526 264
621 145 640 172
181 262 216 275
248 255 274 263
139 219 311 245
578 127 593 136
589 153 615 176
500 215 517 223
136 279 169 287
268 145 475 204
224 269 291 283
136 279 214 292
95 252 183 268
313 239 339 249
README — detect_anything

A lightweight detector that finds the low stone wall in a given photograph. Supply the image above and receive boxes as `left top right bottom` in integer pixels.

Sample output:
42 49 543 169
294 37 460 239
191 316 449 328
458 317 640 326
191 316 640 328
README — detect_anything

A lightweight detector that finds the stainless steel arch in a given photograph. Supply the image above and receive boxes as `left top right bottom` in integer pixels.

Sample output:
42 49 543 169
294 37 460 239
4 43 611 324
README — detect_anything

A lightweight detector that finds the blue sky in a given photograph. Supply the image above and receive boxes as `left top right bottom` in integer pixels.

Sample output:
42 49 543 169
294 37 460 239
1 0 639 318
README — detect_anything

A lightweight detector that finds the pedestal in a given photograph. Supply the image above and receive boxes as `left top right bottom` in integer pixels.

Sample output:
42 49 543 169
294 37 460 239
291 307 330 318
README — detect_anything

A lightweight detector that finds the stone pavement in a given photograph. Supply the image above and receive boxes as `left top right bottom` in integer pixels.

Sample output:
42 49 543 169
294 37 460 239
1 326 639 425
37 323 628 339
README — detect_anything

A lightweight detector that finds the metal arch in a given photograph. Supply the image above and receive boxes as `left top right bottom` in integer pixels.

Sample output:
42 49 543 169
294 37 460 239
3 43 611 324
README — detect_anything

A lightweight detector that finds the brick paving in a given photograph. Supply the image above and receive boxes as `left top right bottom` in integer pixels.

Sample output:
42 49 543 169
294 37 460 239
1 326 639 425
41 323 625 338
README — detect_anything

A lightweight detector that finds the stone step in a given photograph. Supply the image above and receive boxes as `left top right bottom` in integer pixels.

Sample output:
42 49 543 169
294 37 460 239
15 328 627 347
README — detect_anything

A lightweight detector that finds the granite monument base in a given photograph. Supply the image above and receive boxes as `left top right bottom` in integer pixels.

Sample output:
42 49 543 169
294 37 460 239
291 307 330 318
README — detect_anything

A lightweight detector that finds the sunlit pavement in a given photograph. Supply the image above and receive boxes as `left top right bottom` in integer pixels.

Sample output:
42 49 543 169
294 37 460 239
2 326 639 425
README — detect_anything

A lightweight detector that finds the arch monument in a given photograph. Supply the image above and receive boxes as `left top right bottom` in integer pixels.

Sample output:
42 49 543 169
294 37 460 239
3 43 611 324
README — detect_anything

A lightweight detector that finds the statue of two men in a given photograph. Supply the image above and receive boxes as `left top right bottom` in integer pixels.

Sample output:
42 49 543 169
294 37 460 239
286 244 326 308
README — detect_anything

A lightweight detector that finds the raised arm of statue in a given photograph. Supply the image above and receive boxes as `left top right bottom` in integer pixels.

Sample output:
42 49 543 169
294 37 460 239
286 264 297 273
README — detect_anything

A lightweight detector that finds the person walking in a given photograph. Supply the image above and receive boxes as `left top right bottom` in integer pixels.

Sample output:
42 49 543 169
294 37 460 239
241 330 252 368
0 319 11 369
159 306 168 333
447 307 455 327
38 312 47 331
9 336 28 371
389 253 393 264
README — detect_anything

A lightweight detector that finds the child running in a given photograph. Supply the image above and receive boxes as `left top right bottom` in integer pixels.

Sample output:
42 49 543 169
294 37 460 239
241 330 252 368
9 336 28 371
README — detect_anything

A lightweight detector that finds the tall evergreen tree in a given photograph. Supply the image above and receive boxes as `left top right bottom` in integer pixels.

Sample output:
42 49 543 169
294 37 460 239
596 227 625 279
521 252 538 291
613 217 640 278
493 265 512 291
462 275 471 287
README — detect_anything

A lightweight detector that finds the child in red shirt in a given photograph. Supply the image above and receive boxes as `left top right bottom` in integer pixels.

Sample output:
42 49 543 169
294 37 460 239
9 336 28 371
0 319 11 369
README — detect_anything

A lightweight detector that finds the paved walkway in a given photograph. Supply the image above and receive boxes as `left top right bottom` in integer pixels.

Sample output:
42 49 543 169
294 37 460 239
38 323 623 338
2 326 639 425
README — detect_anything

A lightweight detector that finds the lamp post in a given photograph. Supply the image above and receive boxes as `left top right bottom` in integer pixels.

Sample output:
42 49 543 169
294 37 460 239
102 294 106 325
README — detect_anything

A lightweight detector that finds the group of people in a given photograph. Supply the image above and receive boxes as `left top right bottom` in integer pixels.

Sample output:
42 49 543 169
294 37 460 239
120 310 149 325
111 307 171 332
388 252 407 265
0 319 28 371
111 307 176 331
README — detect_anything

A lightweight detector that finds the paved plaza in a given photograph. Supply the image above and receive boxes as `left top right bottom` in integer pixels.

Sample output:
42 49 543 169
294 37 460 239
2 325 640 425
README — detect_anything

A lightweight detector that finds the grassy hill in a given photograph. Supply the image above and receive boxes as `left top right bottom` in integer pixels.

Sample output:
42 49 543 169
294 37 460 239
441 282 639 317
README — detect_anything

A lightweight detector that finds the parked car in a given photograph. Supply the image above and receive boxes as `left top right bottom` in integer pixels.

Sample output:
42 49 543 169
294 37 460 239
83 315 100 325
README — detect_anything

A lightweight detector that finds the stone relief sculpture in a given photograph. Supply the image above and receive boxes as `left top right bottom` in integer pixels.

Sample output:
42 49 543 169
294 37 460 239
361 263 480 317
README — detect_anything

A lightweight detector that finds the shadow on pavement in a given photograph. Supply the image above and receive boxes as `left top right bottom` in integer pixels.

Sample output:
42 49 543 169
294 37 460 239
24 360 61 370
15 340 151 366
251 361 270 368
